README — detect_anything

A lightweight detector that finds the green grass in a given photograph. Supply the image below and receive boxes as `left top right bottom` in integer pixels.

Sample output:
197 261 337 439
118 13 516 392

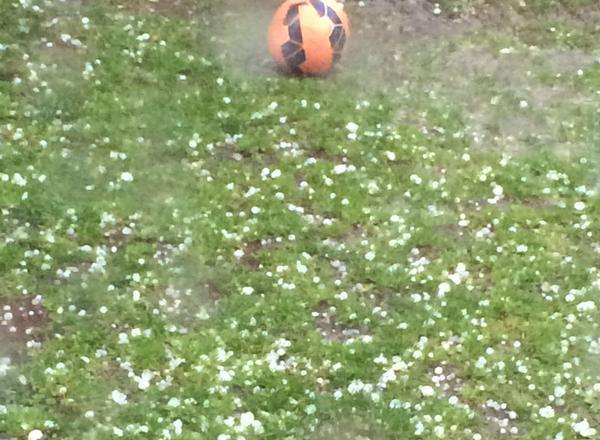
1 0 599 438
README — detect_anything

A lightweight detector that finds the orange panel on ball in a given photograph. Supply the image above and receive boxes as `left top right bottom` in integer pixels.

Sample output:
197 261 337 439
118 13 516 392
297 3 333 75
267 0 350 75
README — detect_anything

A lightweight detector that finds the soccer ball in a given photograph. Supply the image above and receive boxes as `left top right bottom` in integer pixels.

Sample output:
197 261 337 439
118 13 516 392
268 0 350 75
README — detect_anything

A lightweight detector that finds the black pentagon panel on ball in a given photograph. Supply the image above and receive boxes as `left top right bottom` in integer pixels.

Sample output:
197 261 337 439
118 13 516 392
309 0 326 17
286 48 306 73
288 19 303 43
336 32 346 51
283 4 300 25
329 25 344 49
326 6 342 25
329 26 346 52
281 40 301 59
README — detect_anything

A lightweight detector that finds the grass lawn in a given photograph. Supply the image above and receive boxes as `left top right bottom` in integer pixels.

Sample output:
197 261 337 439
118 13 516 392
1 0 599 438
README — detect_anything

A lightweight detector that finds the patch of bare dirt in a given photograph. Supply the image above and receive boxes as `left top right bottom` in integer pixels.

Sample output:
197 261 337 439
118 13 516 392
154 241 181 266
158 282 221 332
313 299 370 343
544 49 597 75
211 0 279 76
141 0 200 18
0 294 50 361
478 399 520 437
90 0 202 19
349 0 470 40
241 239 264 270
310 413 384 440
430 363 464 396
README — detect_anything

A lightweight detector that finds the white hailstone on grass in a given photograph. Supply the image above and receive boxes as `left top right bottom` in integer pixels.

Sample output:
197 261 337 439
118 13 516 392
296 260 308 274
420 385 435 397
374 354 388 364
516 244 528 253
111 390 128 405
218 369 234 382
233 249 245 259
437 282 451 297
379 369 396 388
574 201 586 211
539 406 555 418
28 430 44 440
554 386 566 398
239 412 258 431
333 164 348 174
12 173 27 186
345 122 358 140
173 419 183 436
27 429 44 440
365 251 376 261
120 172 133 182
576 301 595 312
410 174 422 185
242 286 254 295
389 399 402 409
137 371 153 390
434 425 445 438
572 419 597 438
270 168 281 178
385 151 396 161
305 404 317 415
348 379 365 394
345 122 359 133
167 397 181 407
0 358 11 376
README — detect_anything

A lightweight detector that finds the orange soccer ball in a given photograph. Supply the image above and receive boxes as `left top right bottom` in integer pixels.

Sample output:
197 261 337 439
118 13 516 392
268 0 350 75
